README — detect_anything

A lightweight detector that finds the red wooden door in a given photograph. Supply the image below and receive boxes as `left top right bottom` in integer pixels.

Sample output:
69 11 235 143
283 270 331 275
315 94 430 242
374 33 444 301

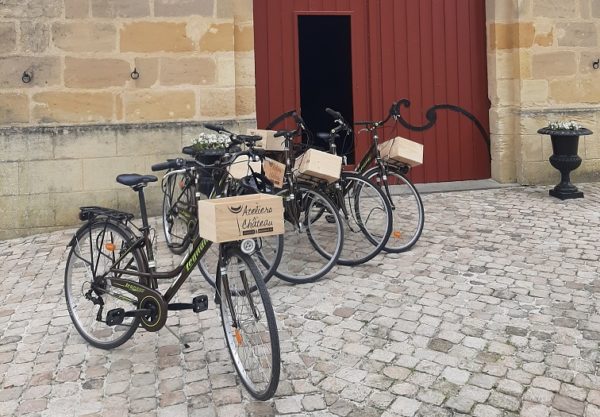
254 0 490 182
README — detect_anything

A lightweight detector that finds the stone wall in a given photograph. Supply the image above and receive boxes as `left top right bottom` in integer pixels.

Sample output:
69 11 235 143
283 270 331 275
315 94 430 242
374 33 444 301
487 0 600 184
0 0 256 239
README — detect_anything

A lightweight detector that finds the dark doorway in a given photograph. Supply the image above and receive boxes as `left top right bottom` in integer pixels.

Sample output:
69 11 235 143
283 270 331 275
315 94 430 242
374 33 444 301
298 15 354 163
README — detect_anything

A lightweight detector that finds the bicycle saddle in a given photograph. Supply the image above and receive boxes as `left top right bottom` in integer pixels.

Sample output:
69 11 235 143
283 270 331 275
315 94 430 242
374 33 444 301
116 174 158 187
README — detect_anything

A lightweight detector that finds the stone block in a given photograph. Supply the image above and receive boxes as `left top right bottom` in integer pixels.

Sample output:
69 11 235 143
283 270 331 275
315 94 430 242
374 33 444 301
0 56 61 89
154 0 213 17
91 0 150 18
0 94 29 124
0 162 18 196
120 22 194 52
65 57 130 88
234 24 254 51
0 23 16 53
217 55 236 86
133 58 159 88
534 28 553 47
83 156 147 191
519 160 556 185
594 0 600 17
548 80 580 104
580 78 600 103
117 127 182 156
234 53 255 86
123 91 195 122
557 23 597 47
532 0 578 18
532 52 576 78
218 0 233 18
160 57 216 85
19 160 83 194
0 0 62 18
521 80 548 104
53 22 116 52
489 23 535 50
20 22 51 53
54 129 117 159
64 0 89 18
52 190 118 227
583 133 600 159
233 0 253 22
33 92 114 124
490 133 517 183
492 80 519 105
235 87 255 116
0 194 54 230
199 23 234 52
520 134 543 162
0 130 53 162
198 88 236 118
580 51 600 74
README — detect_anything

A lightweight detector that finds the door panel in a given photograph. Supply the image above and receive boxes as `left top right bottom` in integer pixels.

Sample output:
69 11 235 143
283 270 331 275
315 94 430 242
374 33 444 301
254 0 490 182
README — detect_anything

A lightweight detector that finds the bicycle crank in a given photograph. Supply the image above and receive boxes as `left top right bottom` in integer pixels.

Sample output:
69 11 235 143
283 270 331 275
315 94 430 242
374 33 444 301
109 278 168 332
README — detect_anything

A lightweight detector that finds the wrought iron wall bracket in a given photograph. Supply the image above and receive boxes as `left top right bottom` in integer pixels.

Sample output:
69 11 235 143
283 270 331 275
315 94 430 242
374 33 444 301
393 99 491 160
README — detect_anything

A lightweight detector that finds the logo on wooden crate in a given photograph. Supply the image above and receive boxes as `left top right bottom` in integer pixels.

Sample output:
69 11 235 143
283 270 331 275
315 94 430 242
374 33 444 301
229 202 275 236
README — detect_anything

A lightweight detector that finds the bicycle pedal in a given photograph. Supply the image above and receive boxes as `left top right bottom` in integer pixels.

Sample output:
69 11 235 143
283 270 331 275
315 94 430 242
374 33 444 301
193 295 209 313
325 214 336 224
106 308 125 326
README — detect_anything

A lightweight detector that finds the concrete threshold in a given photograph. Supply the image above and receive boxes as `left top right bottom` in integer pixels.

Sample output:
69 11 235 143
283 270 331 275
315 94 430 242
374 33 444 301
415 179 519 194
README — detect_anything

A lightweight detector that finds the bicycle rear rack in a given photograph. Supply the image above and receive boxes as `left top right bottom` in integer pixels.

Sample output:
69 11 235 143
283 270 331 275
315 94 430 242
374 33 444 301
79 206 134 223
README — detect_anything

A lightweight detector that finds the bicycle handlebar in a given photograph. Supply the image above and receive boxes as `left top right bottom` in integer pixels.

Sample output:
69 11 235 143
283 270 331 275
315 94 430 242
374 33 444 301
151 159 182 171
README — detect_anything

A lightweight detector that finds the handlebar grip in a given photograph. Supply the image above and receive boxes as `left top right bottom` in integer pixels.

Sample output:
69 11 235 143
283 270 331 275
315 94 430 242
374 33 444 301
151 159 179 171
325 107 342 120
292 111 306 126
204 123 223 132
274 130 287 138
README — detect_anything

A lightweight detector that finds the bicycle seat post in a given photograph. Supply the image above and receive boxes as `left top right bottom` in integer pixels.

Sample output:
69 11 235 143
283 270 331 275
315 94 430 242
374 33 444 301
134 184 151 232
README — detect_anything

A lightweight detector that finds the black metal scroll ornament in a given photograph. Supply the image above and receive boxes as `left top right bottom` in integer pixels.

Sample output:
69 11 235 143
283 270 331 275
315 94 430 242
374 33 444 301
393 99 491 160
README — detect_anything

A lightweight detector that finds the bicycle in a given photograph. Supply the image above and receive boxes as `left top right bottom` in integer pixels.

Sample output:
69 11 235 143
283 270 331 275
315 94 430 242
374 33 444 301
353 102 425 252
64 166 280 400
313 108 393 265
158 132 284 286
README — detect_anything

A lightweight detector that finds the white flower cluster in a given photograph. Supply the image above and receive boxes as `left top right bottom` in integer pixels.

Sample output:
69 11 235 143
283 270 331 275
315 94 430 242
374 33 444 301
546 120 583 130
191 132 231 150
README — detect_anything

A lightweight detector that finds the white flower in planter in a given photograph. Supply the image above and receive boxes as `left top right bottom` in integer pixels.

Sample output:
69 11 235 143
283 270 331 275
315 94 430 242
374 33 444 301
546 120 583 131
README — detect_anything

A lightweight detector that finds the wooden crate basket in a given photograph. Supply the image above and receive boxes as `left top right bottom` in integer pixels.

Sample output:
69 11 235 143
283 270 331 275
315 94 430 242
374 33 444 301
197 194 284 243
377 136 424 167
247 129 287 152
294 148 342 184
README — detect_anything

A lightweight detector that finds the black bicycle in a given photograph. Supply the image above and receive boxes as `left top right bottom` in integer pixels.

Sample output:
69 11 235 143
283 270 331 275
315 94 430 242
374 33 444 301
64 164 280 400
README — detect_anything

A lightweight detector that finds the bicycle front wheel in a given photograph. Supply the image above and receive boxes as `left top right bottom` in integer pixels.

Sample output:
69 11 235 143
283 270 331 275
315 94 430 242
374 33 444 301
335 172 392 265
364 166 424 253
275 184 344 283
64 220 146 349
218 247 280 400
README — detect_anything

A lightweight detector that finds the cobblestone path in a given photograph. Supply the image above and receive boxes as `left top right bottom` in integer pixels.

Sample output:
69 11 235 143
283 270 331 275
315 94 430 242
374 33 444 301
0 184 599 417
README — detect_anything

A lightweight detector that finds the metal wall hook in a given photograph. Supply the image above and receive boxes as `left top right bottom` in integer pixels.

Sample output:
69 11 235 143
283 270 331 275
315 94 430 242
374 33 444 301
130 68 140 80
22 70 32 83
593 59 599 70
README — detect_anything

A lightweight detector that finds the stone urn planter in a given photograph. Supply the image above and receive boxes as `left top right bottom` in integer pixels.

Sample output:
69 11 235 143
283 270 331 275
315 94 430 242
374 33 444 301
537 124 592 200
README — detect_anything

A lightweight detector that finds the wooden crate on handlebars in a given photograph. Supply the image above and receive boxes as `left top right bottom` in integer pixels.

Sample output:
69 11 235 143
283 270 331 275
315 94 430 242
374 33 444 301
377 136 424 167
294 148 342 184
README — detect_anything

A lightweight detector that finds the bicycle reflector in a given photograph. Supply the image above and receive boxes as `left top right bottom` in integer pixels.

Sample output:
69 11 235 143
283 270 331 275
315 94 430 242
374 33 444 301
105 242 116 252
392 231 402 239
234 328 243 346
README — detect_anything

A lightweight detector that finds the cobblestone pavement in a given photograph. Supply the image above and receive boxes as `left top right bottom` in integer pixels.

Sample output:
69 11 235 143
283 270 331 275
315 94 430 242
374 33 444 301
1 184 600 417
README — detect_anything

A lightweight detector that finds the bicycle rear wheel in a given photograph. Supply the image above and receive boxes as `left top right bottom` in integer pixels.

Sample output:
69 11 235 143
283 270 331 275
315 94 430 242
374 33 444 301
334 172 392 265
364 166 424 253
218 247 280 400
162 171 196 254
64 220 146 349
275 184 343 283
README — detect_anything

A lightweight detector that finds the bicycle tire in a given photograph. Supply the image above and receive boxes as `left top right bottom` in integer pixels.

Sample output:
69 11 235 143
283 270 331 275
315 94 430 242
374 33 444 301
363 166 424 253
274 183 343 283
162 171 196 255
64 220 146 349
333 172 393 265
218 247 280 400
